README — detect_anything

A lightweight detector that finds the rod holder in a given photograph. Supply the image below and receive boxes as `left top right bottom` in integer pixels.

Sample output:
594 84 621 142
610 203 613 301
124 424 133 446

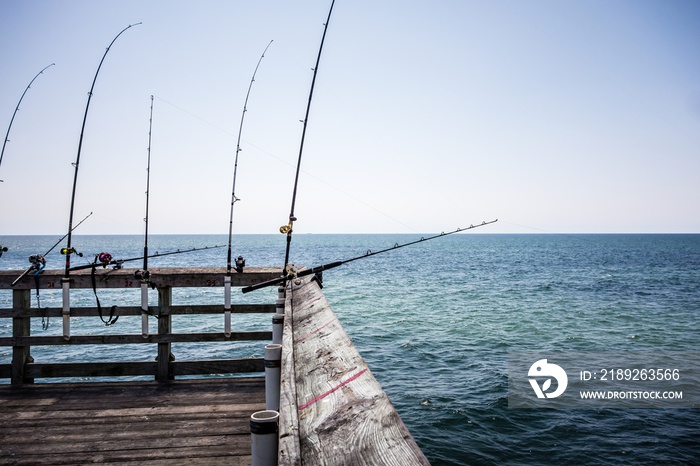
250 410 279 466
224 275 232 337
272 314 284 345
61 278 70 340
276 285 285 313
141 283 149 338
264 344 282 411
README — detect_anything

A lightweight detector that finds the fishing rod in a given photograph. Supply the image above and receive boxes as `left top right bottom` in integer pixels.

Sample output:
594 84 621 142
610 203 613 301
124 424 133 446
280 0 336 280
137 95 155 336
11 212 93 329
242 219 499 293
1 63 55 182
11 212 93 287
68 243 222 327
61 23 141 339
224 40 273 336
67 244 225 272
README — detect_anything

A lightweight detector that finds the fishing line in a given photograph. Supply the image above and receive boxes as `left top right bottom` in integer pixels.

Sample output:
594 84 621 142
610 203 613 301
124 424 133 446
154 96 418 233
1 63 55 182
154 95 236 137
11 212 93 288
281 0 336 277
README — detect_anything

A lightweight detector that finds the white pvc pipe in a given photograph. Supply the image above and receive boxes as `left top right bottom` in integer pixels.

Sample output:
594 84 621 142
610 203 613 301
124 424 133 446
276 285 285 314
224 275 232 337
61 278 70 340
272 314 284 345
250 410 279 466
141 282 149 338
264 343 282 411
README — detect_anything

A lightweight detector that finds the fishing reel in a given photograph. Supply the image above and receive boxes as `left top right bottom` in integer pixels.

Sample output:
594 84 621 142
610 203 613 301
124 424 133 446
235 255 245 273
0 245 7 258
134 269 150 281
94 252 113 268
285 263 302 285
29 254 46 270
60 247 84 258
280 216 296 234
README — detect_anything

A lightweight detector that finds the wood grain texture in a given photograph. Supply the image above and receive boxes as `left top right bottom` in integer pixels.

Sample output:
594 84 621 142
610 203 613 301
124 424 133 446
0 267 282 290
280 276 430 465
1 269 277 384
0 378 265 465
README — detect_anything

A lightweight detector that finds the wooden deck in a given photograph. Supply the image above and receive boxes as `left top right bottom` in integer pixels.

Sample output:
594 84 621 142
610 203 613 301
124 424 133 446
1 267 431 465
0 377 265 465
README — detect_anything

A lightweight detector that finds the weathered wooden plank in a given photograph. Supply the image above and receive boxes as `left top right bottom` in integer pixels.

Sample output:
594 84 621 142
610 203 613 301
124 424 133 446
0 331 272 346
278 285 302 466
14 358 263 379
0 377 264 407
0 378 264 465
281 276 430 465
157 286 173 382
0 303 276 318
11 289 32 385
0 456 252 466
25 361 158 378
0 267 282 290
172 358 264 375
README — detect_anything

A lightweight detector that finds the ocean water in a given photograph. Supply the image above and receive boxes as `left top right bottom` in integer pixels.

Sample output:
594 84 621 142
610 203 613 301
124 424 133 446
1 233 699 465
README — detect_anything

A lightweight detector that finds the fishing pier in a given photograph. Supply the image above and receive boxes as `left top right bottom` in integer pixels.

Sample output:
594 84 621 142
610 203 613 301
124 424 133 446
0 267 430 465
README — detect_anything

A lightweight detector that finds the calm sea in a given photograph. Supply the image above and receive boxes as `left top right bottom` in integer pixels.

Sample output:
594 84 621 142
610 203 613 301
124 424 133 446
1 233 699 465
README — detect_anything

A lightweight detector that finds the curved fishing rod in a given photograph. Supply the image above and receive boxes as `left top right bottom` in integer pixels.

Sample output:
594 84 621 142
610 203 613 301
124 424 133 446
63 22 141 278
224 40 273 337
226 40 273 276
67 244 225 272
0 63 55 182
60 22 141 339
11 212 93 287
242 219 499 293
280 0 336 279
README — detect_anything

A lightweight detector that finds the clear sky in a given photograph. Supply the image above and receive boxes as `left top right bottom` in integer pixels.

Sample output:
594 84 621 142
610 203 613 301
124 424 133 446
1 0 698 235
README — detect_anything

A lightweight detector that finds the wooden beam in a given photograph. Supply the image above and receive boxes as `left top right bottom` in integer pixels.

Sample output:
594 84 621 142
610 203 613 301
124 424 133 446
22 359 264 379
0 303 276 318
0 267 282 290
0 332 272 347
279 276 430 465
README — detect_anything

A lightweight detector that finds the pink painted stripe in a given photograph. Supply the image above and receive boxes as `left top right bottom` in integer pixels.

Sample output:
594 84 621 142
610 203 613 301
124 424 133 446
297 317 337 343
299 368 369 410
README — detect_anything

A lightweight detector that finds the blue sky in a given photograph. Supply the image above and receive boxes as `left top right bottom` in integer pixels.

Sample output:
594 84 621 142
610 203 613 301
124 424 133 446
1 0 698 235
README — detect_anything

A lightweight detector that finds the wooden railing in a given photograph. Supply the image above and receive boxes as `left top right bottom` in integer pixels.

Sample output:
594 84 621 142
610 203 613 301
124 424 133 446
0 267 281 385
278 275 431 465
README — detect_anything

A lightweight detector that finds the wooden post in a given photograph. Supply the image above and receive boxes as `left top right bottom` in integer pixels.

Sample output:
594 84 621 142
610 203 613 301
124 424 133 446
12 289 33 385
156 286 173 382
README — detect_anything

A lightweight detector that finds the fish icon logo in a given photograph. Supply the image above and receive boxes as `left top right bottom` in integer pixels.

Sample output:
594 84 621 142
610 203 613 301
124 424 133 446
528 359 568 399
